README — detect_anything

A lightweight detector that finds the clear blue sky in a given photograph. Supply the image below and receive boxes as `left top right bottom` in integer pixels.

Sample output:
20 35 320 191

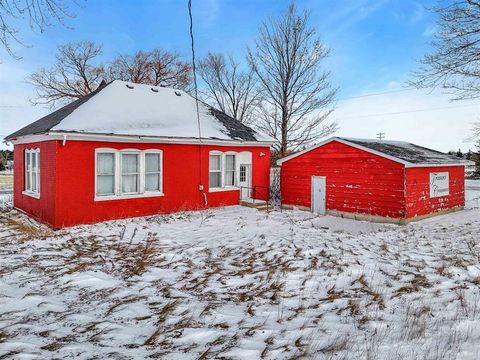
1 0 479 151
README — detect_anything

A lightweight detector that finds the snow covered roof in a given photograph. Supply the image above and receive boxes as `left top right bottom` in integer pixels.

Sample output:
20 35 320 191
5 80 273 144
277 137 474 167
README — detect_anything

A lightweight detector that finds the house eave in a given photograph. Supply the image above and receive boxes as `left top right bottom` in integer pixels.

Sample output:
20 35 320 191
6 131 275 147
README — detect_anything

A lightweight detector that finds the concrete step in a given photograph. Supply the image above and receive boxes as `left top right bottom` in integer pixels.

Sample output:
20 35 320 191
257 205 273 212
239 200 270 210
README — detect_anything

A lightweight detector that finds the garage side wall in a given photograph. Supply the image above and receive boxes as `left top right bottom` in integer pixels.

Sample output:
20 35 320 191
405 166 465 219
280 141 406 218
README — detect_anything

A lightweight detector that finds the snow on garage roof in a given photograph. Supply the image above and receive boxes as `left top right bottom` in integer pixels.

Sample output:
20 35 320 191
277 137 473 167
5 80 273 144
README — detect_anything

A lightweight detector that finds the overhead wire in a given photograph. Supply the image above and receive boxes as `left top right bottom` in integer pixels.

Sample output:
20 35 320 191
187 0 207 203
332 102 480 120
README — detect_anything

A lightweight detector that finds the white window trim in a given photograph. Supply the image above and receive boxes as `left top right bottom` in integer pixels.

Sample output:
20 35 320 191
144 150 163 194
120 150 141 195
208 151 240 192
95 148 164 201
209 151 223 190
23 148 40 199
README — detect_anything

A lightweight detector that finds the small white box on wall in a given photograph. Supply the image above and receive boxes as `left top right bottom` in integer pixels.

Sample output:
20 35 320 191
430 172 449 198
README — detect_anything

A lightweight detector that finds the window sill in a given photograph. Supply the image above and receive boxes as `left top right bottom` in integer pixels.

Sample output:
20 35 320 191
22 191 40 199
95 192 165 202
209 186 240 193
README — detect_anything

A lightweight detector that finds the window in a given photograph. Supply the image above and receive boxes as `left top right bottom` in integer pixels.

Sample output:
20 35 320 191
209 154 222 188
121 153 140 194
24 149 40 197
240 165 246 183
225 154 236 186
145 153 162 192
95 149 163 200
209 151 239 190
96 153 115 195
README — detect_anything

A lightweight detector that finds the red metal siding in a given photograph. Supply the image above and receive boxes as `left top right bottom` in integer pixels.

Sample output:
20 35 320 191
13 141 57 226
405 166 465 218
49 141 270 228
281 141 406 218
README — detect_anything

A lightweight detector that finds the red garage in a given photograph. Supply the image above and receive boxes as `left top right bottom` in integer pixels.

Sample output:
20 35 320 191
277 137 472 224
4 80 273 228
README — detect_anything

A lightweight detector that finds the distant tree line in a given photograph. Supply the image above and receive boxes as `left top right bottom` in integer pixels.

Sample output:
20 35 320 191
449 145 480 179
23 3 337 158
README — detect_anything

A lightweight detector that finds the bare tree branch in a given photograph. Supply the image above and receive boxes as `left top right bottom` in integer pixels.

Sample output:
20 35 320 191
28 40 104 107
28 42 193 107
198 52 259 124
409 1 480 101
108 49 192 90
0 0 76 59
248 2 337 155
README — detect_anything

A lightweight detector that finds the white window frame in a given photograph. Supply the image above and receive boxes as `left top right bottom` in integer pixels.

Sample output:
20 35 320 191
209 151 223 190
224 153 236 187
96 149 117 197
208 151 240 192
144 150 163 193
95 148 164 201
120 151 141 195
23 148 40 199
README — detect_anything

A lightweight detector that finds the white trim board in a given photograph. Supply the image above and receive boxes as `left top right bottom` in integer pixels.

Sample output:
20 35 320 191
7 132 275 148
276 137 473 168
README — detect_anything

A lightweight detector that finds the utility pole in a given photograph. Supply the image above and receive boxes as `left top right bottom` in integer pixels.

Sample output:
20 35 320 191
376 132 385 140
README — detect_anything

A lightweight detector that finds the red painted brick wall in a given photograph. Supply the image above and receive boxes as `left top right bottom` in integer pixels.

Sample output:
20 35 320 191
405 166 465 218
49 141 270 228
13 141 57 226
281 141 406 218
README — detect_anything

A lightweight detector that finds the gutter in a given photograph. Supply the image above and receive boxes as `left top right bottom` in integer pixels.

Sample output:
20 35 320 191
8 131 276 147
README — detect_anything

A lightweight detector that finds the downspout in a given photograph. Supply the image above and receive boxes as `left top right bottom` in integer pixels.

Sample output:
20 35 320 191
62 134 67 147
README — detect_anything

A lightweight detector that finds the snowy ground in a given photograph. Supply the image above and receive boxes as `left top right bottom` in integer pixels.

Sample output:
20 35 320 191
1 192 480 359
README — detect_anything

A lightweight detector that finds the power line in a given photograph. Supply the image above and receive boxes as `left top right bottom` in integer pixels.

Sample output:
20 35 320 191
376 132 385 140
188 0 202 141
333 102 480 120
188 0 206 198
338 87 417 101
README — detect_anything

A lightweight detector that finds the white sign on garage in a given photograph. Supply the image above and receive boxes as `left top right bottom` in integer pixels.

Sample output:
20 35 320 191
430 172 449 198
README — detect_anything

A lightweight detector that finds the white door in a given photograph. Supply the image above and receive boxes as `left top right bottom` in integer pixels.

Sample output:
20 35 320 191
311 176 326 215
239 164 251 199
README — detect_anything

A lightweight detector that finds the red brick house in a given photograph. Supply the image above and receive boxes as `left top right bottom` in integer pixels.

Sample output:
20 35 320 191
278 137 472 224
4 81 273 228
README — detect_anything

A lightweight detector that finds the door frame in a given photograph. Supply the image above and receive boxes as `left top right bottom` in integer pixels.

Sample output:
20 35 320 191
239 163 252 199
311 176 326 215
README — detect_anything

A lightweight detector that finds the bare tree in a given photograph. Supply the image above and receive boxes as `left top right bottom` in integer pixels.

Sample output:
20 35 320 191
409 1 480 101
248 3 337 155
108 49 191 90
0 0 76 59
149 48 191 89
198 52 258 124
108 51 152 85
29 43 192 107
29 41 105 107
